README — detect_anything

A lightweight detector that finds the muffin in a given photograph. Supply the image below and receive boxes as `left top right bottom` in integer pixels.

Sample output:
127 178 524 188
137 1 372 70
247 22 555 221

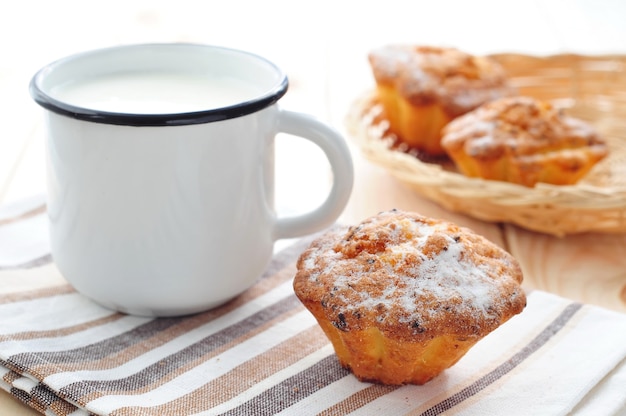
368 45 514 156
440 96 609 187
293 210 526 385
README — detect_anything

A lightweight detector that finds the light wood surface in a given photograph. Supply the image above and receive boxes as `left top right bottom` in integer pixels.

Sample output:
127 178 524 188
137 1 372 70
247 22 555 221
1 1 625 414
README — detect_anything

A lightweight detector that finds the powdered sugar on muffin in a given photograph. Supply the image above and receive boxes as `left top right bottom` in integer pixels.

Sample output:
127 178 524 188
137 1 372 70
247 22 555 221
295 210 525 342
441 96 609 186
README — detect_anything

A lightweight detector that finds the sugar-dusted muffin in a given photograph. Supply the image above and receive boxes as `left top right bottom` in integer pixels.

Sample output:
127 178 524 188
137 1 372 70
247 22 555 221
440 96 609 187
293 210 526 385
368 45 515 156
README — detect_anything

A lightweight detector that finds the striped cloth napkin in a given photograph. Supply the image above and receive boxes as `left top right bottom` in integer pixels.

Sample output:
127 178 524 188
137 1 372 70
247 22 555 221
1 197 626 416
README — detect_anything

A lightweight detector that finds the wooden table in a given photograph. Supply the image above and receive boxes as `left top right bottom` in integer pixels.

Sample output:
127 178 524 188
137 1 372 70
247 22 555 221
1 1 626 414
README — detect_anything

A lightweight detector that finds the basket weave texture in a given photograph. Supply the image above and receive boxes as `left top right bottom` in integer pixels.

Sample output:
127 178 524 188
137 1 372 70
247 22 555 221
346 54 626 236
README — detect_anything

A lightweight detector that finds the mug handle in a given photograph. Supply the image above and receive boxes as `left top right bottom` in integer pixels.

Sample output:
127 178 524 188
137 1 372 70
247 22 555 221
273 109 354 240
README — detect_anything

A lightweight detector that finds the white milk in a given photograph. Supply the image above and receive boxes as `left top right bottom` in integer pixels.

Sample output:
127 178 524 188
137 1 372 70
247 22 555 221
51 72 262 114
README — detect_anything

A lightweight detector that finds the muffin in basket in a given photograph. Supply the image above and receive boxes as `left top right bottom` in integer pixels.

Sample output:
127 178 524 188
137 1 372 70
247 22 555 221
368 45 515 156
293 210 526 385
440 96 609 187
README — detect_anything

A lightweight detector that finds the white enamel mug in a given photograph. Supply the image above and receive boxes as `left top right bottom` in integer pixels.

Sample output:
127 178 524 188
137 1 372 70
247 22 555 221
30 43 353 317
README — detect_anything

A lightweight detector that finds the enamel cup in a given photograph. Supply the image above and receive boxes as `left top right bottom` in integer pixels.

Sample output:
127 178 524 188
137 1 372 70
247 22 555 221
30 43 353 317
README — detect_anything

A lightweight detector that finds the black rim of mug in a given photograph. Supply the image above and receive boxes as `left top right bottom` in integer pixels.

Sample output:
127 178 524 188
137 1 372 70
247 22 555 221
28 44 290 127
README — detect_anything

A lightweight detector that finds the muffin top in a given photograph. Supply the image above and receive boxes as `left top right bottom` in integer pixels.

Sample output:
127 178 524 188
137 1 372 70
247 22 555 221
441 95 608 161
368 45 514 117
294 210 526 342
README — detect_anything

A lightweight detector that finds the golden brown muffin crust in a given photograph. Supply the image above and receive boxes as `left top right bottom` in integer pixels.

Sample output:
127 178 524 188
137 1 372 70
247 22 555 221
294 210 526 344
441 96 608 160
368 45 514 117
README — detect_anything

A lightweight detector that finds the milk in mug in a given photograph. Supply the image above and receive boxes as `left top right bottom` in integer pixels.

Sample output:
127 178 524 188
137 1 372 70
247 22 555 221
51 72 263 114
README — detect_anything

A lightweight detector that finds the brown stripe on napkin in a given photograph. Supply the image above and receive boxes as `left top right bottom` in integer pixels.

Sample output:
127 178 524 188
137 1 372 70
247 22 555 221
0 283 74 305
6 317 183 378
72 294 306 405
219 354 350 416
10 387 46 414
28 383 78 416
9 382 78 416
48 399 78 416
115 325 330 415
0 204 46 227
2 369 21 384
318 384 399 416
45 396 77 416
0 313 124 343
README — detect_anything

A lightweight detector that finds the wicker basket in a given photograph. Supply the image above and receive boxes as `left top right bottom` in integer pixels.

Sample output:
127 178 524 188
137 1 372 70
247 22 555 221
346 54 626 236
